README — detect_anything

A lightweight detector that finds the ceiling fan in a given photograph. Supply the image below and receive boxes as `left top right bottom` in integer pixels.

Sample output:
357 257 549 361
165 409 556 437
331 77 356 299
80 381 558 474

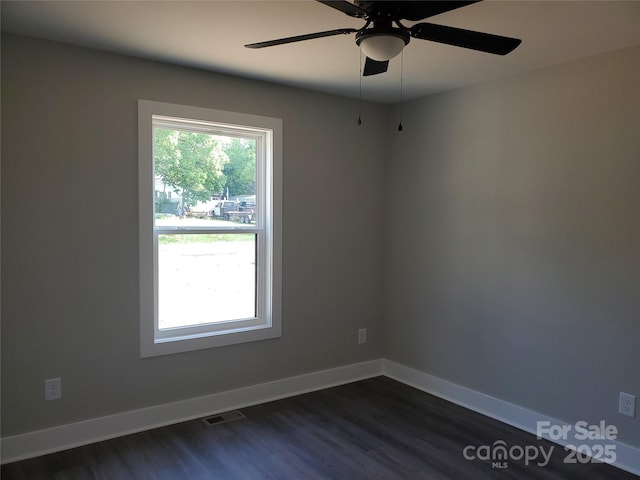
245 1 521 76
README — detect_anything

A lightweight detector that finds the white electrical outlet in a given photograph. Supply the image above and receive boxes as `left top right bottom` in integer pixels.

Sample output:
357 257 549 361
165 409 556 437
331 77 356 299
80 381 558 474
45 377 62 401
358 328 367 344
618 392 635 418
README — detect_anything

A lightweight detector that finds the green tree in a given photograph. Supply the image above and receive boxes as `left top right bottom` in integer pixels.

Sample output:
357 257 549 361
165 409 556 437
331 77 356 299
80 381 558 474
223 138 256 197
155 129 228 207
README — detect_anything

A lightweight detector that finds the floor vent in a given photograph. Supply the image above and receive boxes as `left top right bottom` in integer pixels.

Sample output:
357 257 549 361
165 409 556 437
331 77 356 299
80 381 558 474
201 410 246 426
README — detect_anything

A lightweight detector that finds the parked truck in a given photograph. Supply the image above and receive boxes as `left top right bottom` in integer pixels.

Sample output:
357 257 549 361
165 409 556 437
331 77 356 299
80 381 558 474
210 200 255 223
186 199 218 219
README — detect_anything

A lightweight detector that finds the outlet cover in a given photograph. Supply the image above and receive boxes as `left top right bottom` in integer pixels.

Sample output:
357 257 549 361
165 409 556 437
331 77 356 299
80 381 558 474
619 392 635 418
358 328 367 344
45 377 62 401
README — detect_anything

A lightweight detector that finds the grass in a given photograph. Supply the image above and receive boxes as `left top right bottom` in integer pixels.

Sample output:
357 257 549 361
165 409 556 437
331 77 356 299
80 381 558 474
158 233 255 244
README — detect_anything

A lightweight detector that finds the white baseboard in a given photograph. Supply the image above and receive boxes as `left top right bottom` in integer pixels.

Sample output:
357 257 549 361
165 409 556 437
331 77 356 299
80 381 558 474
0 359 383 464
3 358 639 477
382 359 640 477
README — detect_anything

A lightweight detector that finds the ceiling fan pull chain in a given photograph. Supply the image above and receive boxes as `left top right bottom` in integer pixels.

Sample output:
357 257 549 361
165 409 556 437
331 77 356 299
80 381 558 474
358 47 363 126
398 50 404 132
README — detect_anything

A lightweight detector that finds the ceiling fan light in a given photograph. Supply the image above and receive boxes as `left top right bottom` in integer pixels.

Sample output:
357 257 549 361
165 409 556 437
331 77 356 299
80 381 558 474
359 34 406 61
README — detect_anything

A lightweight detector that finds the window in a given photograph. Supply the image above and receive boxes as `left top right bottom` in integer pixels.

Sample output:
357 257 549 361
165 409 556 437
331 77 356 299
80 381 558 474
139 100 282 357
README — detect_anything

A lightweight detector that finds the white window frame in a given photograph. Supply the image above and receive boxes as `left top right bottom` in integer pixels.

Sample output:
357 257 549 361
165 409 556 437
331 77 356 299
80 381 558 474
138 100 282 357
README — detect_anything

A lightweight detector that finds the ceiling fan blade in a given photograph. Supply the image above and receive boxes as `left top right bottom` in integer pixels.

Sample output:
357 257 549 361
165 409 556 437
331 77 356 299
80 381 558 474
245 28 358 49
316 1 367 18
410 23 521 55
363 57 389 76
395 1 480 21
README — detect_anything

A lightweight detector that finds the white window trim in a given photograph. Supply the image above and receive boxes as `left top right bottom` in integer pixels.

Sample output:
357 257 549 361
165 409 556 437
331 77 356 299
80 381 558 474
138 100 282 357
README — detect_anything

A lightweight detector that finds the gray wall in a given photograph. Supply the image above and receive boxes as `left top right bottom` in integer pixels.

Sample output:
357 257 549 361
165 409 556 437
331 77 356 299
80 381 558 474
3 32 639 450
384 45 640 447
1 34 387 435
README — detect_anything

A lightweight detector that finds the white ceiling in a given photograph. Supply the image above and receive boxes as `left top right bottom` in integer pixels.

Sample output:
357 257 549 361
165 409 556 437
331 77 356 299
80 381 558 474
2 1 640 103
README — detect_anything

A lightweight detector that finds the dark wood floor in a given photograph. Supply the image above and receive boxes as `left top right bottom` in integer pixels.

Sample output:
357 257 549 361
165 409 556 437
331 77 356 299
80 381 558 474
2 376 637 479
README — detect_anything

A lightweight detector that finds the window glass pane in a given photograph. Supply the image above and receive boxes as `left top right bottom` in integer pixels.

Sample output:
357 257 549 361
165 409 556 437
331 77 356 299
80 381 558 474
158 234 256 329
153 128 256 227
